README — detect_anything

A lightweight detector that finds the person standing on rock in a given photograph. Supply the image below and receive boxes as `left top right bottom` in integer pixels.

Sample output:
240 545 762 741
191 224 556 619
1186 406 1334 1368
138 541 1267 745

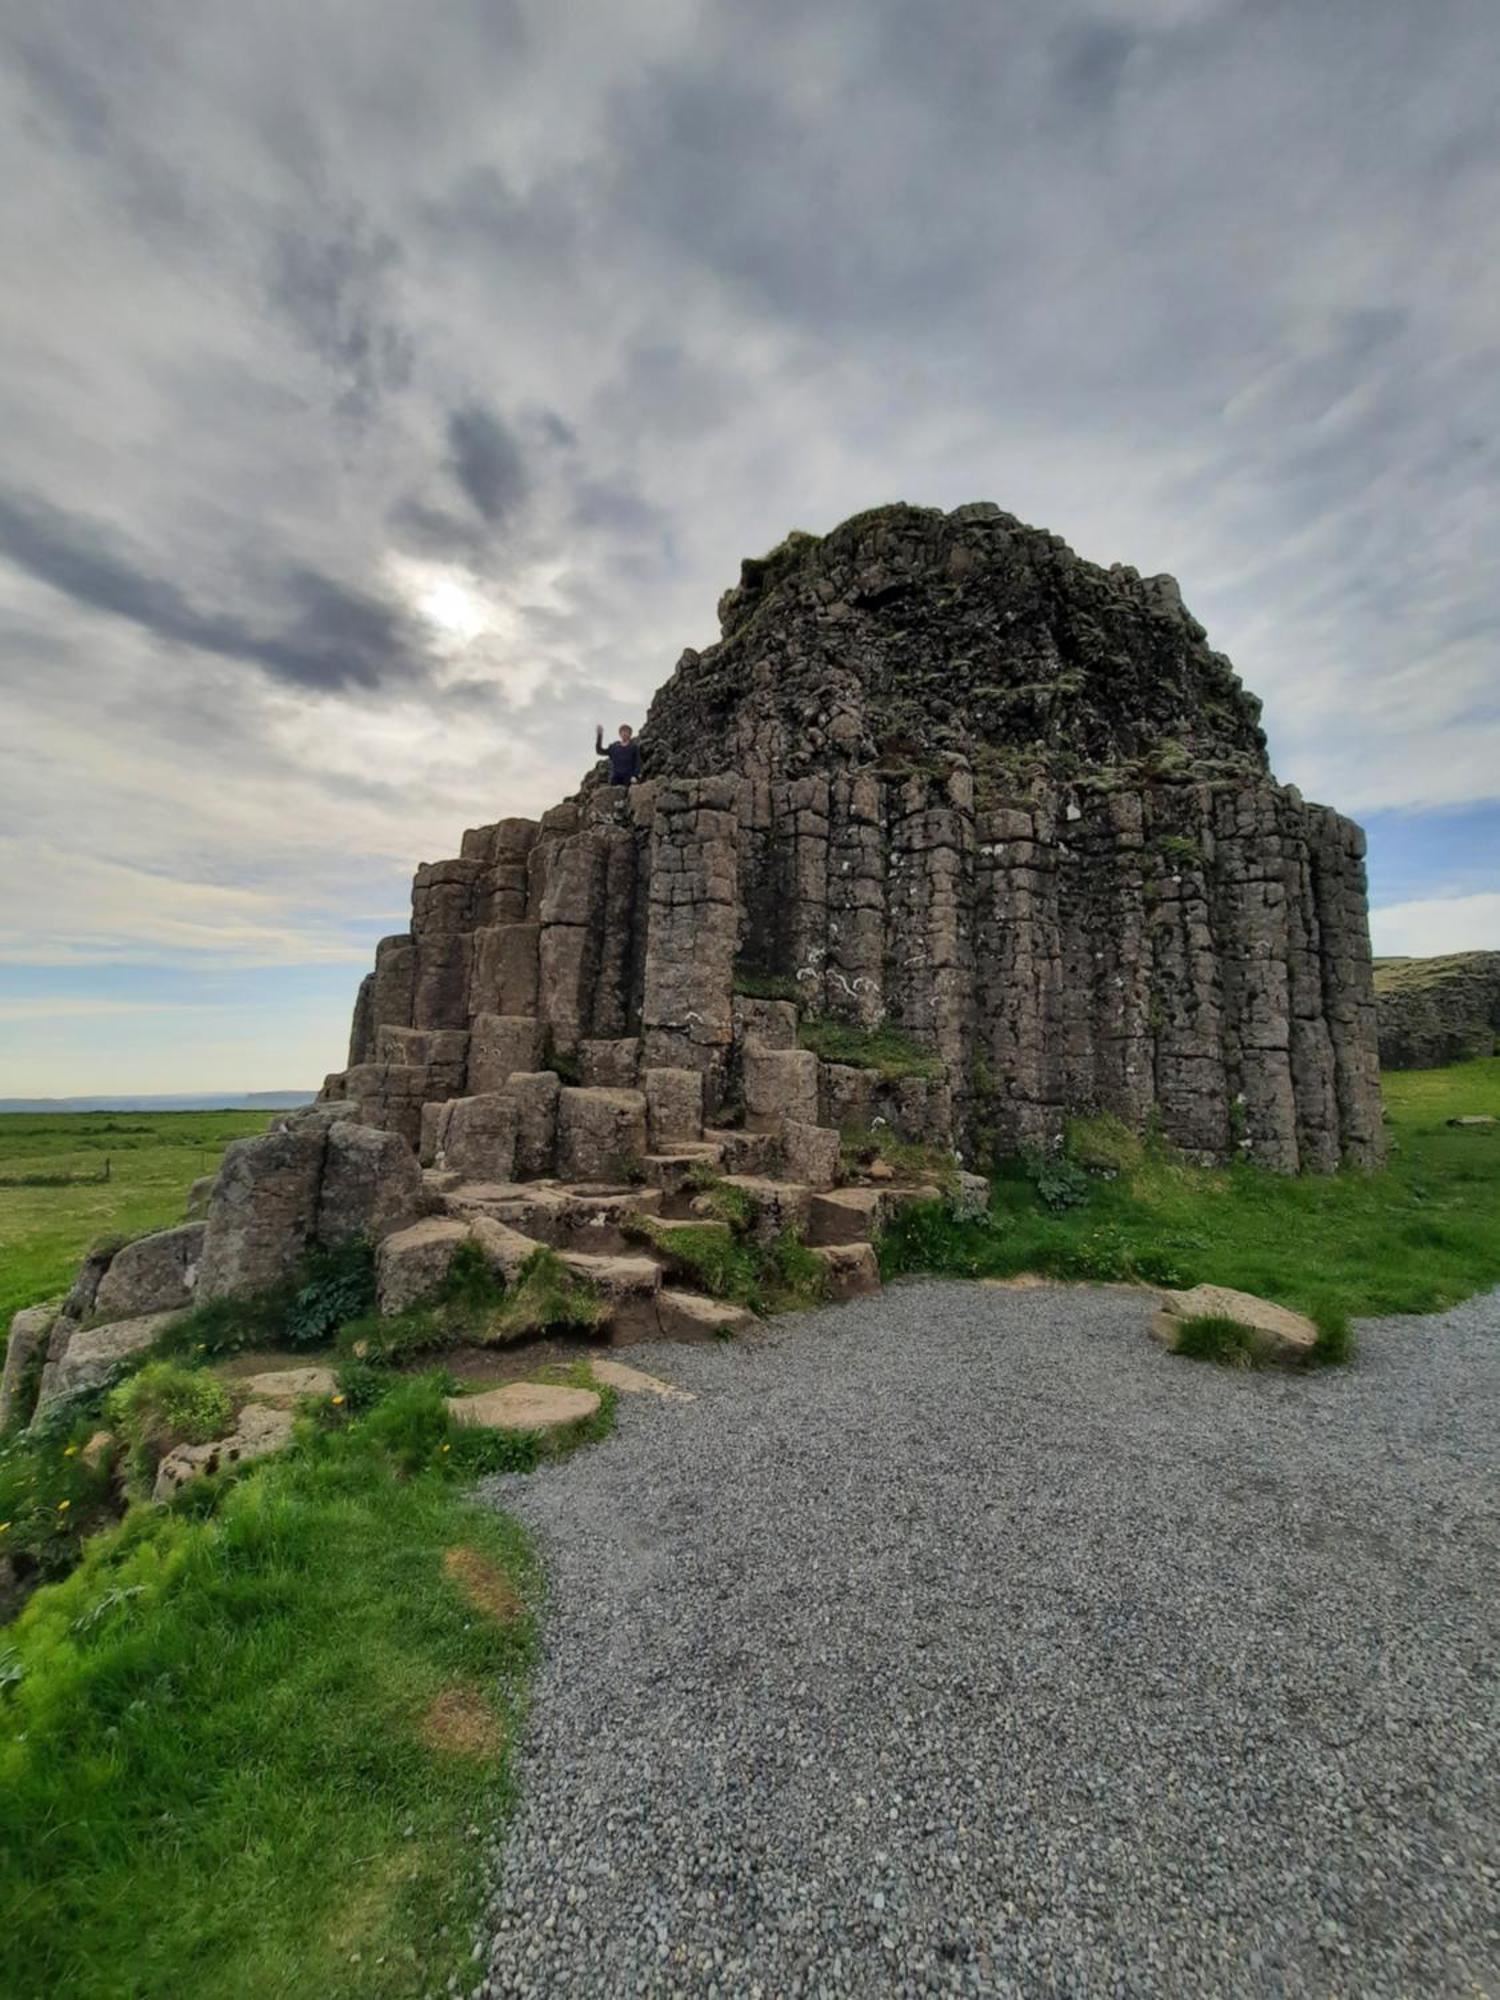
596 721 642 787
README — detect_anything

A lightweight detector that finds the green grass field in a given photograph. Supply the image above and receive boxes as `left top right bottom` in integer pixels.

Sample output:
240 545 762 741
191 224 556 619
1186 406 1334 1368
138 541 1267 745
883 1057 1500 1324
0 1113 275 1332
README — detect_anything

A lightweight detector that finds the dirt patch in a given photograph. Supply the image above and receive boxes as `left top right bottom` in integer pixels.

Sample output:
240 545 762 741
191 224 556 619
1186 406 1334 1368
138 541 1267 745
443 1545 525 1623
415 1333 608 1390
420 1684 505 1760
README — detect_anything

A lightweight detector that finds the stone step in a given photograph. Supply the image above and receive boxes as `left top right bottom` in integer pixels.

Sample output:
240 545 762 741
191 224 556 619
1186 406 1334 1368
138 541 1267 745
657 1290 757 1342
704 1128 780 1176
810 1241 881 1300
444 1179 662 1252
806 1183 943 1246
715 1174 813 1244
640 1144 724 1197
557 1249 663 1343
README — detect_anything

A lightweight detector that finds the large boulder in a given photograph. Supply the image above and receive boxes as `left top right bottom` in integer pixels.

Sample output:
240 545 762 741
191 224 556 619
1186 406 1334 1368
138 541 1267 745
33 1312 181 1414
92 1223 205 1322
0 1303 58 1430
430 1094 519 1181
375 1216 469 1314
317 1119 427 1244
196 1118 329 1300
744 1047 819 1132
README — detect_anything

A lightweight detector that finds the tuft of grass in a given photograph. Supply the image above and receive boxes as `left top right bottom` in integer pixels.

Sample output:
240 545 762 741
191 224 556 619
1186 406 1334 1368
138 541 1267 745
107 1361 233 1494
1064 1112 1145 1176
638 1219 766 1310
732 966 802 1005
489 1249 606 1343
797 1017 944 1082
1170 1314 1276 1369
839 1125 957 1190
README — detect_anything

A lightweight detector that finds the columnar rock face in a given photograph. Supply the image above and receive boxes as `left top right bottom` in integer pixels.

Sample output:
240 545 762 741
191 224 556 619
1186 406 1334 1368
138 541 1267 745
319 503 1383 1173
1374 953 1500 1069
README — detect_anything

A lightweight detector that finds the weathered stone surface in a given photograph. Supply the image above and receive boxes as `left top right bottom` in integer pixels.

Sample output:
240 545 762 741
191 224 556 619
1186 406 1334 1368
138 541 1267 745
185 1173 216 1220
1 1303 58 1430
810 1241 881 1299
807 1186 883 1245
35 1312 180 1413
557 1250 662 1341
154 1402 294 1501
743 1046 820 1133
446 1382 601 1432
318 1120 427 1244
781 1119 840 1190
556 1088 648 1182
505 1071 562 1178
1151 1283 1318 1362
714 1175 813 1245
468 1013 544 1095
197 1119 328 1300
656 1291 756 1342
467 1214 545 1285
92 1222 204 1322
732 996 799 1050
644 1067 704 1149
470 923 540 1018
240 1367 336 1406
579 1039 640 1089
949 1171 991 1222
1374 952 1500 1070
430 1094 519 1182
1448 1115 1496 1129
589 1355 697 1399
375 1216 468 1314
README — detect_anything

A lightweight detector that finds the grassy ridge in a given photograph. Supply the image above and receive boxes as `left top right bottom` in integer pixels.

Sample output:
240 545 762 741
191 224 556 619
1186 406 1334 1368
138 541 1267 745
0 1376 618 2000
0 1113 273 1331
882 1058 1500 1323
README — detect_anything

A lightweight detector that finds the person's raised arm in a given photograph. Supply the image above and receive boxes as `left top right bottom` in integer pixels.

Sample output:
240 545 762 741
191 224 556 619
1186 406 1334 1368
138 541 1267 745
594 722 605 756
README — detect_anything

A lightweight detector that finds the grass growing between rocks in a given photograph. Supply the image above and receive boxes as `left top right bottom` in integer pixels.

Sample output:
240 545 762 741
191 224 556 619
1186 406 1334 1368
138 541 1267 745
881 1058 1500 1329
0 1370 615 2000
0 1111 275 1336
796 1016 945 1081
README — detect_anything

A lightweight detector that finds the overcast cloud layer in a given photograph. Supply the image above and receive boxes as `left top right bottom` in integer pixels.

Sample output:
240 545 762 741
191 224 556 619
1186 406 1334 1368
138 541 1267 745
2 0 1497 1091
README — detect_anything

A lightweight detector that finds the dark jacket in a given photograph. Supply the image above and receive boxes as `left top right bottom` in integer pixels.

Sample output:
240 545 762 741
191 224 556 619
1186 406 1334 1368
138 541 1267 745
603 737 641 785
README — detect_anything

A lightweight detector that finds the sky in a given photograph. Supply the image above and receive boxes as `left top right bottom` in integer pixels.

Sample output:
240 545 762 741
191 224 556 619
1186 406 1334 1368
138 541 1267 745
1 0 1497 1095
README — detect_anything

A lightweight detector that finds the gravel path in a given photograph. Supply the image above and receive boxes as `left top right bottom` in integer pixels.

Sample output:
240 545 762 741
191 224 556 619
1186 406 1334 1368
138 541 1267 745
474 1280 1499 1998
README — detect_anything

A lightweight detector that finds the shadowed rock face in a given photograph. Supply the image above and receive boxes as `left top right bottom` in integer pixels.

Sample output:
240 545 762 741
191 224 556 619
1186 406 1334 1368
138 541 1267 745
319 503 1384 1173
1374 953 1500 1069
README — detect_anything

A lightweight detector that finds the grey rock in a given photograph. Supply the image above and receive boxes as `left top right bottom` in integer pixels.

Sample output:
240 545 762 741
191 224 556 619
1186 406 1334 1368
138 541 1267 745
92 1222 205 1321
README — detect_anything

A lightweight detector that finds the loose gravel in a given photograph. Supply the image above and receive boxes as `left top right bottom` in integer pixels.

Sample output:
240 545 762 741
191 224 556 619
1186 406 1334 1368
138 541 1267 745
473 1280 1499 1998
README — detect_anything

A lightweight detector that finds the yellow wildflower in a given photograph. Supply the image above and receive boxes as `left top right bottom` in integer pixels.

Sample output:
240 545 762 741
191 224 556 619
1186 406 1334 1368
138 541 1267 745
63 1445 78 1457
0 1522 10 1533
57 1499 71 1512
440 1444 451 1454
331 1394 346 1406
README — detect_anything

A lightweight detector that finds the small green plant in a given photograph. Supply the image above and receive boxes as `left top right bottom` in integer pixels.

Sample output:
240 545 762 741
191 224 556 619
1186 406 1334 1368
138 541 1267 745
285 1238 376 1348
1308 1308 1355 1368
688 1176 756 1231
1022 1147 1091 1213
732 965 801 1004
639 1220 765 1309
797 1017 944 1081
839 1125 958 1191
491 1249 607 1342
107 1361 233 1490
761 1231 828 1312
1154 833 1203 867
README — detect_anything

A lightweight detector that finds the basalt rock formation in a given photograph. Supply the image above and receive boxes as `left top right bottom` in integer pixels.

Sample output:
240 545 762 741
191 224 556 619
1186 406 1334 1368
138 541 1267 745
1374 952 1500 1069
326 501 1384 1175
12 503 1386 1430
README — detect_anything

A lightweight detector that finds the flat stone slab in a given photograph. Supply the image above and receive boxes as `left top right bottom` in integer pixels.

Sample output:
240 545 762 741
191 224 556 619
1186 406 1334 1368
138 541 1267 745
1152 1283 1317 1360
1447 1115 1495 1128
153 1402 294 1501
590 1357 696 1401
240 1367 337 1406
446 1382 602 1432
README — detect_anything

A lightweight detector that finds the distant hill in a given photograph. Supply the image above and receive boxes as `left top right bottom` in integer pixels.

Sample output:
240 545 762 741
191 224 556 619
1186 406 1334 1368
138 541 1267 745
0 1091 317 1114
1373 953 1500 1069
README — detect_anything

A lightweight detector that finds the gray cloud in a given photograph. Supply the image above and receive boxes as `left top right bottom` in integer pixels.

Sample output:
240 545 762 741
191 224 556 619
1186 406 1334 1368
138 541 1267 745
0 489 422 691
446 402 530 524
0 0 1497 1078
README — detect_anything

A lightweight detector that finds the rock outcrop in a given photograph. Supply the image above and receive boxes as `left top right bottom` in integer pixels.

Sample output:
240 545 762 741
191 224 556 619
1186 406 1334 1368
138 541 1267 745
1374 953 1500 1069
321 502 1384 1174
12 503 1387 1425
